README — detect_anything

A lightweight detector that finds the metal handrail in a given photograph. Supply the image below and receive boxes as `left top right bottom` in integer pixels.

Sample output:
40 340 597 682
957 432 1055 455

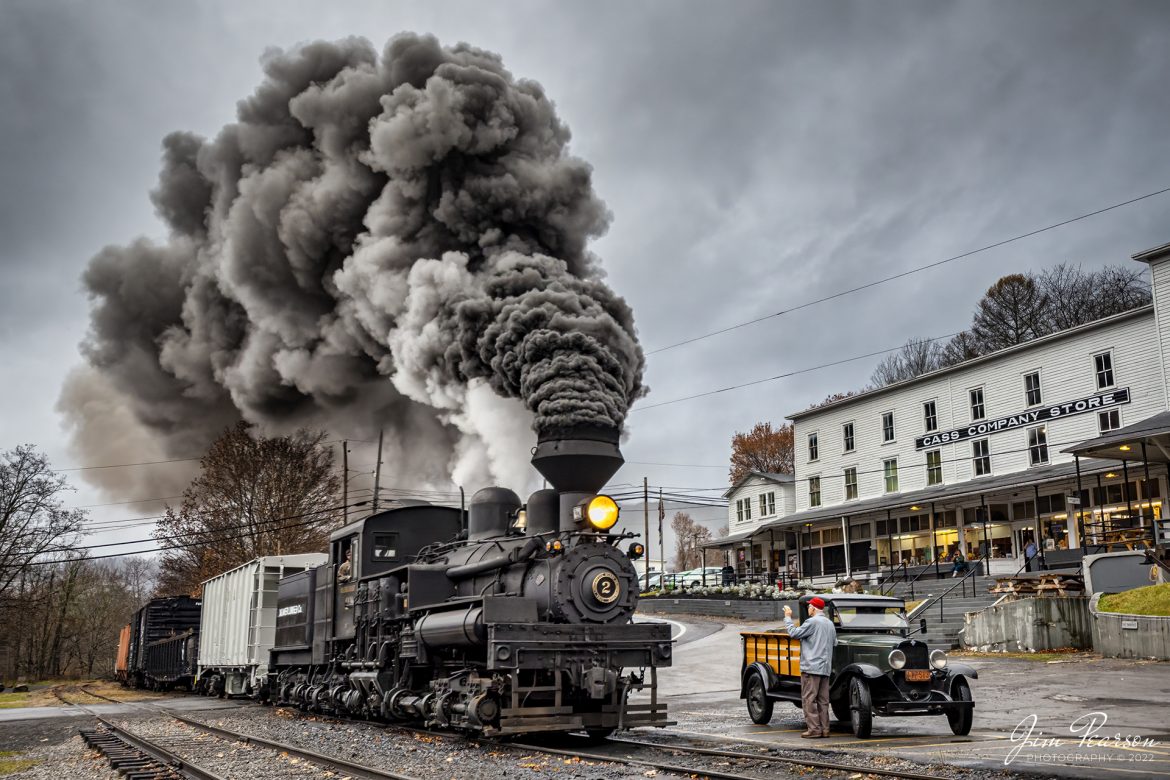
912 566 981 625
875 561 908 596
903 562 934 599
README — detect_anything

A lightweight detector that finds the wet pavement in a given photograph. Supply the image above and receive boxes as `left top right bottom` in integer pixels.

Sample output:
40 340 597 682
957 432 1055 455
643 613 1170 779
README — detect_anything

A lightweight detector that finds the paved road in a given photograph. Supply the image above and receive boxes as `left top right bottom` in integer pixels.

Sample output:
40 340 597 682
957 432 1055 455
647 613 1170 779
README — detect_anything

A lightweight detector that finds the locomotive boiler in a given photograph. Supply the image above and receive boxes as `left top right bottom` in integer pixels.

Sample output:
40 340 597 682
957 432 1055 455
268 427 672 736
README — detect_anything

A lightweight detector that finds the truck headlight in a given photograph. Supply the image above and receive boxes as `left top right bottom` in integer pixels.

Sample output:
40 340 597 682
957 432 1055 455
888 649 906 669
930 649 948 669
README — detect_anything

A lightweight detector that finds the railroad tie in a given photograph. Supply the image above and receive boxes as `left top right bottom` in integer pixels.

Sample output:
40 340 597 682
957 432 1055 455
80 728 180 779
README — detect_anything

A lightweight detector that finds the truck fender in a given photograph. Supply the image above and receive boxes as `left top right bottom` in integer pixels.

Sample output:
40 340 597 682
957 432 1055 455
830 663 885 699
740 662 778 698
945 663 978 679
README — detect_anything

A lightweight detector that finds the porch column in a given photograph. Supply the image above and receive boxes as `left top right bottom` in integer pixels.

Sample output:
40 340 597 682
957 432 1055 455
980 494 989 573
842 516 852 578
1142 441 1156 540
1123 458 1134 521
1075 455 1087 554
931 502 940 578
1034 483 1047 570
885 509 894 571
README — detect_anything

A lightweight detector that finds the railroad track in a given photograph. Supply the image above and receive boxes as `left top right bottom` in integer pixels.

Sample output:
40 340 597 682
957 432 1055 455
52 685 421 780
58 684 958 779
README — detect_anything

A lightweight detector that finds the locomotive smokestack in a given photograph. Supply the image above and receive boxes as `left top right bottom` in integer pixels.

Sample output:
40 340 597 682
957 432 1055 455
530 426 623 532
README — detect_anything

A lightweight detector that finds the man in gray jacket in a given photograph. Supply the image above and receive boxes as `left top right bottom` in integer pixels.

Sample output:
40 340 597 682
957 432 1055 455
783 596 837 738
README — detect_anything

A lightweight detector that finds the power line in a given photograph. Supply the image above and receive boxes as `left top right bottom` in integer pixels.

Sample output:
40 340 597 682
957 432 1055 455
633 332 961 412
646 186 1170 355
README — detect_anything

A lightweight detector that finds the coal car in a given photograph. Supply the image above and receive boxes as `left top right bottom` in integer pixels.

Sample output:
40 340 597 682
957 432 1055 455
269 426 673 737
741 593 976 737
121 595 202 690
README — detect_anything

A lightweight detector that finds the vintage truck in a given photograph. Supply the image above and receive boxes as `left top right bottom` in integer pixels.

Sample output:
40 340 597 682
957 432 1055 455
740 593 976 737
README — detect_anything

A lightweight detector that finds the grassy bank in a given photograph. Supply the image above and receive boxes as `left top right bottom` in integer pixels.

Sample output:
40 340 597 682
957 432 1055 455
1098 582 1170 616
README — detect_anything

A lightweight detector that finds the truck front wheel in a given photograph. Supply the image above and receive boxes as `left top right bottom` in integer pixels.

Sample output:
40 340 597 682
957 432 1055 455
849 677 873 738
746 672 774 725
947 678 973 736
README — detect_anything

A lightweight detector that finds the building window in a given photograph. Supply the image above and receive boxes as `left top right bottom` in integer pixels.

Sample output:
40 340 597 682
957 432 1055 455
1094 352 1115 389
736 500 743 523
1024 371 1042 406
843 422 855 453
882 411 895 443
926 450 942 486
972 439 991 476
883 459 898 493
808 432 819 462
1098 409 1121 433
757 491 776 516
923 400 938 433
970 387 985 421
844 467 858 500
809 477 821 508
744 498 752 520
1028 426 1049 465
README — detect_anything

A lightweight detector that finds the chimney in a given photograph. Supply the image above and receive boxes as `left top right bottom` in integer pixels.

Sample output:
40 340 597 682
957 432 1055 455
530 426 624 532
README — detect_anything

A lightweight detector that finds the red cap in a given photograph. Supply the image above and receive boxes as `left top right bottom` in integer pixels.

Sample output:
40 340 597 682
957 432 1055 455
808 596 826 610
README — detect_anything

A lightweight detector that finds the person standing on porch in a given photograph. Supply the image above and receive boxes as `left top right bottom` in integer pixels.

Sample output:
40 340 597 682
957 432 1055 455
783 596 836 738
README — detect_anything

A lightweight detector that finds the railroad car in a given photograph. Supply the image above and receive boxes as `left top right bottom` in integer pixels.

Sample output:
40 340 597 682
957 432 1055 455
114 624 131 683
268 427 674 737
195 554 327 698
121 595 202 690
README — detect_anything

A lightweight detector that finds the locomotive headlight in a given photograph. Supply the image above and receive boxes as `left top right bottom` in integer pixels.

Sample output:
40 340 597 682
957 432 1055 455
583 495 620 530
888 649 907 670
627 542 645 560
930 649 948 670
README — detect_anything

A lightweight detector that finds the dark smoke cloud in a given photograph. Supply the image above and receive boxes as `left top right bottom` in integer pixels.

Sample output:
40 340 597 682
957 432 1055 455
62 33 645 494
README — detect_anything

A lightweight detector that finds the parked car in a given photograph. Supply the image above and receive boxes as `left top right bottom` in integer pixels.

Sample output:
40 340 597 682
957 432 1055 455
673 567 724 587
739 593 977 737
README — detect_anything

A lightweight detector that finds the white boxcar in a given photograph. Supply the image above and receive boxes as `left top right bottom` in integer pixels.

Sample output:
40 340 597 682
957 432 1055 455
197 554 326 697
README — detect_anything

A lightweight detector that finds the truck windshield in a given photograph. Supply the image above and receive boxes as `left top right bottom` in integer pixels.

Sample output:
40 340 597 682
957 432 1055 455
831 604 908 630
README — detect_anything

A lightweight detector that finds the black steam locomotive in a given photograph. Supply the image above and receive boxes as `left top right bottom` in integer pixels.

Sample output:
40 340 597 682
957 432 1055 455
268 428 672 736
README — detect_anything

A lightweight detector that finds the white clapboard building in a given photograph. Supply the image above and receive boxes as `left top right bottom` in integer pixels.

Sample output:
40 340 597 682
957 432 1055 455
709 240 1170 583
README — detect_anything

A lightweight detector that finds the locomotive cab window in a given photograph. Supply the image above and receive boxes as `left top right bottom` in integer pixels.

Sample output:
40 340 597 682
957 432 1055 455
336 537 357 582
373 533 399 560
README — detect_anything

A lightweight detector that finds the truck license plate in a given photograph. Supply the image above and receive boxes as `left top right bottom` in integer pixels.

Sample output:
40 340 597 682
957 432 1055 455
904 669 931 682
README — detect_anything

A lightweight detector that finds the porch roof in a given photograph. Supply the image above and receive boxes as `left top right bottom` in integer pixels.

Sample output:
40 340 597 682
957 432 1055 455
1062 411 1170 463
749 457 1125 536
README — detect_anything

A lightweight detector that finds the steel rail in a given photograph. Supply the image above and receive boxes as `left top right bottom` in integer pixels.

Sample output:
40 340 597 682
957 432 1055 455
94 716 228 780
77 685 420 780
606 734 955 780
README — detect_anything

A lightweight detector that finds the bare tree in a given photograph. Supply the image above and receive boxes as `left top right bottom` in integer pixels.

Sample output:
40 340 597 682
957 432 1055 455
729 422 794 484
971 273 1050 351
871 337 945 387
154 423 341 596
938 330 983 367
0 445 84 603
671 512 711 571
1037 263 1095 332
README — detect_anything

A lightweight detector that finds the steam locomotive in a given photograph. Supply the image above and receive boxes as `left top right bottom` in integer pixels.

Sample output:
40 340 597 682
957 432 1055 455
267 427 673 736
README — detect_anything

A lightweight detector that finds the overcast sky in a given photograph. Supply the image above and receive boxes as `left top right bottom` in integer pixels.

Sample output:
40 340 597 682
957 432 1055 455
3 1 1170 556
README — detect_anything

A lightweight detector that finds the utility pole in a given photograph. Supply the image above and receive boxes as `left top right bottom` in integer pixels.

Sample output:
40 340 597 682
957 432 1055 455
342 440 349 524
643 477 650 591
658 488 665 580
372 429 384 514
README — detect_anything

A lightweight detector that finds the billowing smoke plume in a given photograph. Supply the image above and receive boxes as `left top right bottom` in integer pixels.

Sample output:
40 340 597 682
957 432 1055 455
60 34 645 496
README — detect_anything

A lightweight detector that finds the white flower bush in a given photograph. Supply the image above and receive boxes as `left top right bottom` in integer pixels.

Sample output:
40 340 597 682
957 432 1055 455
641 583 806 600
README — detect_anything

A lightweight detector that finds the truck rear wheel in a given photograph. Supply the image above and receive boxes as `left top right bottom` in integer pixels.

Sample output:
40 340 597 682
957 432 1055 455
746 672 773 725
849 677 873 738
947 678 973 736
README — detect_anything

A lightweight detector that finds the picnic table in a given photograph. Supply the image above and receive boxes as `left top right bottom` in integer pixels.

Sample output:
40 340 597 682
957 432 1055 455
989 572 1085 597
1101 526 1151 550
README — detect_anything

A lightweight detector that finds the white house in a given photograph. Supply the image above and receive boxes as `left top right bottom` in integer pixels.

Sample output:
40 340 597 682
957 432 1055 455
708 240 1170 583
719 471 794 572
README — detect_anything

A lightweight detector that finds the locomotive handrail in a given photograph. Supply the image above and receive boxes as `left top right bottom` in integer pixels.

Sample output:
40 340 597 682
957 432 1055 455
446 537 542 579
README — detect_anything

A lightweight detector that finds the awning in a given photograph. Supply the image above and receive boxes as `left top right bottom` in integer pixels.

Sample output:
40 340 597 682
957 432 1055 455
702 527 755 549
1062 411 1170 463
751 457 1126 534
